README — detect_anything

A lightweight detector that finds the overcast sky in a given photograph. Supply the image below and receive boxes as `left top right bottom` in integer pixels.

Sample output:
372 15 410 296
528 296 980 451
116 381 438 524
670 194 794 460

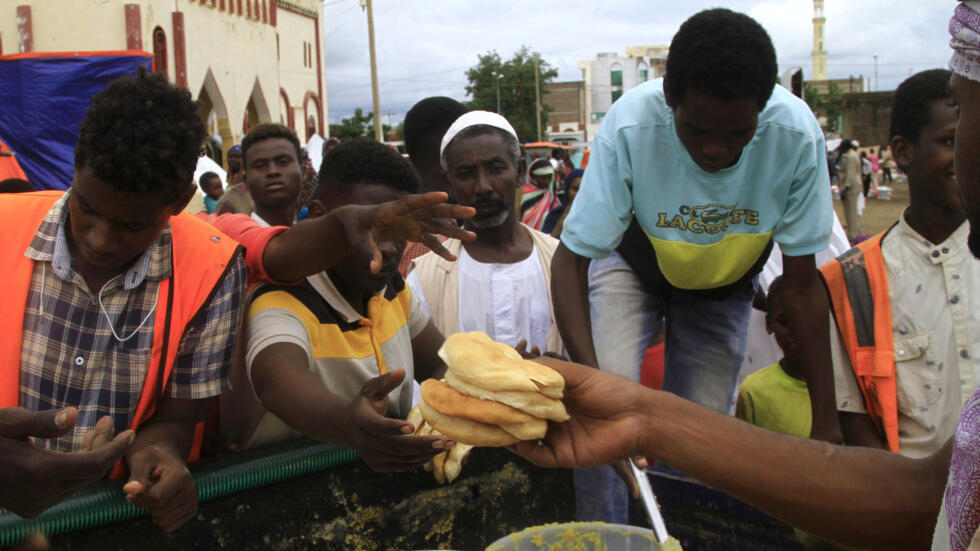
321 0 952 125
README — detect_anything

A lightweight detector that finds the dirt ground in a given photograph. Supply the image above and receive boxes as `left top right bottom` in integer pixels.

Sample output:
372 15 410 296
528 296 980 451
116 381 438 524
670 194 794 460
833 174 910 237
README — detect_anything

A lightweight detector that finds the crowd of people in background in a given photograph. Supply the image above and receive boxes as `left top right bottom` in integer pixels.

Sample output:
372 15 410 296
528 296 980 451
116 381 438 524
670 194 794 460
3 3 980 550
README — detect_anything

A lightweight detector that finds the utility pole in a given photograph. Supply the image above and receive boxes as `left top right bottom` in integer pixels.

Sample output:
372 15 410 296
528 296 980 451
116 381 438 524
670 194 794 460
492 71 502 114
533 53 542 142
361 0 383 142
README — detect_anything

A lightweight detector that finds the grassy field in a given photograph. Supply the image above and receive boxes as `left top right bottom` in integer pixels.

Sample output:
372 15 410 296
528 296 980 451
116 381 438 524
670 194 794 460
833 176 910 237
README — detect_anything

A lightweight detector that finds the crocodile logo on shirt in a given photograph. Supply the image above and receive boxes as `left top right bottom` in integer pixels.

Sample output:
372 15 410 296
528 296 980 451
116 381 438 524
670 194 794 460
656 203 759 234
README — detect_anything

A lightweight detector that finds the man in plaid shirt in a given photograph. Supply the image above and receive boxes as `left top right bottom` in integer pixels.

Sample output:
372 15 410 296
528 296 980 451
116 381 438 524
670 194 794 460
0 70 247 532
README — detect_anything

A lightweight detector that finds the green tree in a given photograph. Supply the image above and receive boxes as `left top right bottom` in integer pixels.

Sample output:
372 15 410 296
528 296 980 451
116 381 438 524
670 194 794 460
464 46 558 143
335 108 373 142
366 120 392 141
804 81 844 133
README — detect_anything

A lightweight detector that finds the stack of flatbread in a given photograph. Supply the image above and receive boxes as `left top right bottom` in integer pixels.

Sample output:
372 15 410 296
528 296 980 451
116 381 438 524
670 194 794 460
420 332 570 447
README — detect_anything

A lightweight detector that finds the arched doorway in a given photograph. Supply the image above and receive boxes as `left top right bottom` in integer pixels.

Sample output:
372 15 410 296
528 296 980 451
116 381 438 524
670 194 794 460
197 69 233 170
279 88 294 130
244 78 272 135
302 91 322 142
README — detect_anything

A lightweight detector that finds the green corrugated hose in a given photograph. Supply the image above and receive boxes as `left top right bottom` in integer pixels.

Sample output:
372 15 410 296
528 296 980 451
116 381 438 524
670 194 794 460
0 439 358 547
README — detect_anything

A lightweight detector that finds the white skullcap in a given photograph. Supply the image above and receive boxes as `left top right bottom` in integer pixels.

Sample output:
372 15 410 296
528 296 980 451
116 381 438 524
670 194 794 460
439 111 519 159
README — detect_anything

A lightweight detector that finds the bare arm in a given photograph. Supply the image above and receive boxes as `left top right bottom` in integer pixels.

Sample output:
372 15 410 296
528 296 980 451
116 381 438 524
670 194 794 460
250 342 451 471
262 192 476 283
840 411 888 450
124 395 206 532
648 391 947 549
781 253 843 444
516 358 949 550
551 242 599 367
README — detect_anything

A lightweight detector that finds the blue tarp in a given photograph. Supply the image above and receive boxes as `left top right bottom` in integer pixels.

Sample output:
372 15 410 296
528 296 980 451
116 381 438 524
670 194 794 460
0 51 152 190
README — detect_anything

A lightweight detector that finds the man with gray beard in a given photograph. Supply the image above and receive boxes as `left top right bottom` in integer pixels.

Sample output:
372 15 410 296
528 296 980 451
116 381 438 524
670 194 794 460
407 111 564 355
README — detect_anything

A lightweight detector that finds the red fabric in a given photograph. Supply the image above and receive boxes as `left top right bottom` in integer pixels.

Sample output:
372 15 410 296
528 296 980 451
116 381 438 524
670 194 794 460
640 342 665 390
199 213 289 286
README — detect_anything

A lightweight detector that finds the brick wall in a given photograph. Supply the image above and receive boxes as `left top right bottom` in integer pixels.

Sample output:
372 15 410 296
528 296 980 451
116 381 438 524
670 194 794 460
841 91 894 148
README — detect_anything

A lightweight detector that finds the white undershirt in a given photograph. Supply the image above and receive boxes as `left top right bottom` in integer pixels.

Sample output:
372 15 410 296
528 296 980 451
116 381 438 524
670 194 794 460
251 212 271 227
455 244 551 352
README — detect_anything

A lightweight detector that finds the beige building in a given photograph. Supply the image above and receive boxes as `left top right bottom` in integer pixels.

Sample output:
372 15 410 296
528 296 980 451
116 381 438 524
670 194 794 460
0 0 327 165
576 45 668 141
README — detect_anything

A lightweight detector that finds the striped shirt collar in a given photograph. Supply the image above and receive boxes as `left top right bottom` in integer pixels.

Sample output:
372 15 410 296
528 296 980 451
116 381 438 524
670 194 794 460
306 271 398 324
24 191 173 289
307 271 365 324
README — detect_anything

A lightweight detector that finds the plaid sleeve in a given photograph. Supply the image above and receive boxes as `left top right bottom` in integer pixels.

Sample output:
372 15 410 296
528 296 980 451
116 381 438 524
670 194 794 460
165 250 248 399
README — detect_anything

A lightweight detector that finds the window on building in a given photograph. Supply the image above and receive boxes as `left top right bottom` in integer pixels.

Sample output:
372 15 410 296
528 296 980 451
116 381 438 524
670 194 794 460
611 89 623 103
152 27 168 76
611 69 623 86
819 41 822 50
639 69 648 81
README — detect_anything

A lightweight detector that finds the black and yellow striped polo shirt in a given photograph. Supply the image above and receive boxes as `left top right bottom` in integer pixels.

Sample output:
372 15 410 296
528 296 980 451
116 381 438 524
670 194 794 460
242 270 427 449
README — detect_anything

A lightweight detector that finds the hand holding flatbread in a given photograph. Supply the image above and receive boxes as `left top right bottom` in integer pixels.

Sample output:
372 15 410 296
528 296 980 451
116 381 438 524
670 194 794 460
408 404 473 484
419 332 569 448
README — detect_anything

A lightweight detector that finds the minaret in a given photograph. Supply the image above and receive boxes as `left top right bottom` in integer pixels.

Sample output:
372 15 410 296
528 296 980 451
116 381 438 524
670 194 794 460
812 0 828 81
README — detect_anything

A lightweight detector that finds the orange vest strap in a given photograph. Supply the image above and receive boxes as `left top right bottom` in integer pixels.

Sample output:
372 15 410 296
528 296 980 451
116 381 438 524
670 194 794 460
0 191 66 408
819 230 899 452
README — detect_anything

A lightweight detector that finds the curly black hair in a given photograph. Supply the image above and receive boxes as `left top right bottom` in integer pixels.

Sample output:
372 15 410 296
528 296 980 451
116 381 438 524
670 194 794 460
316 139 419 200
403 96 468 161
890 69 952 143
664 8 777 109
241 123 302 167
74 68 205 203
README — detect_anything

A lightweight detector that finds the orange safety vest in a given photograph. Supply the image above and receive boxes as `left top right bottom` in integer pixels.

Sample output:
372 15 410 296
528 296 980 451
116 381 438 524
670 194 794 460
0 139 27 181
0 191 240 476
819 230 899 452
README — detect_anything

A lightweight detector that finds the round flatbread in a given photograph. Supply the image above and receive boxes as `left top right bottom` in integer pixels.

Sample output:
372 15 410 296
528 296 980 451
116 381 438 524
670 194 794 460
445 370 570 422
499 417 548 441
421 379 534 425
419 399 519 447
438 332 565 396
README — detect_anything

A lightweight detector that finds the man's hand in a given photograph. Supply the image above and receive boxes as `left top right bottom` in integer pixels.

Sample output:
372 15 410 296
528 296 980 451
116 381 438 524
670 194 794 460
345 369 455 472
511 358 649 469
123 444 197 533
514 338 541 359
335 191 476 272
0 407 133 518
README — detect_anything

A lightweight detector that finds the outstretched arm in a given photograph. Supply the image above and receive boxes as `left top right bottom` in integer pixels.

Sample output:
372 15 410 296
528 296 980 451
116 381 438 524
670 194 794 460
516 358 948 551
781 253 843 444
262 191 475 283
551 243 599 367
250 342 452 472
209 192 475 284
